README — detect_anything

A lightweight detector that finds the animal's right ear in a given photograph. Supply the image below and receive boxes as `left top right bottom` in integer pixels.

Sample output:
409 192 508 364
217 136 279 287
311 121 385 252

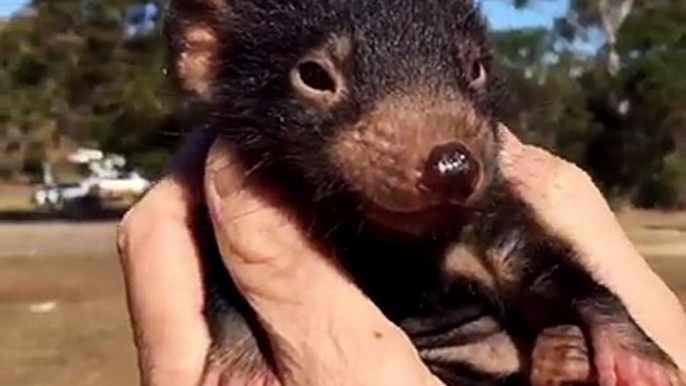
164 0 232 99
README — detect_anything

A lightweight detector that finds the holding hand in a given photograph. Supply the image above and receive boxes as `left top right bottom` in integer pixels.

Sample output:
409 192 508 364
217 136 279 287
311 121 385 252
117 127 686 386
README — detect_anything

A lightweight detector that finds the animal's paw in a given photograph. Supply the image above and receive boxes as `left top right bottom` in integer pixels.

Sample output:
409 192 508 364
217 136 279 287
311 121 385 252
531 325 594 386
592 329 685 386
199 364 280 386
200 343 281 386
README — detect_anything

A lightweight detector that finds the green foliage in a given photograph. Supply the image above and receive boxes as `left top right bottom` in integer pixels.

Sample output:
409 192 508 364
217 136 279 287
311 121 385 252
494 0 686 208
2 0 686 208
1 0 174 180
633 152 686 209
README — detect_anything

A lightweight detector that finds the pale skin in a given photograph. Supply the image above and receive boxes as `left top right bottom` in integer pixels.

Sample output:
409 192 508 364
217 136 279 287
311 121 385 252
117 126 686 386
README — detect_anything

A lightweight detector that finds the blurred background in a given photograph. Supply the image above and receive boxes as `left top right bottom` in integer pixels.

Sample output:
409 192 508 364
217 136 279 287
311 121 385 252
0 0 685 385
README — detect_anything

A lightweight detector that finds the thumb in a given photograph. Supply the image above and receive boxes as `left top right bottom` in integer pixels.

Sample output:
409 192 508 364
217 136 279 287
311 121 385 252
204 138 444 386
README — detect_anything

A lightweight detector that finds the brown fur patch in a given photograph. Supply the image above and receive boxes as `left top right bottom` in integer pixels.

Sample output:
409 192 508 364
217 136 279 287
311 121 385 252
177 24 220 97
531 325 593 386
329 91 497 231
204 333 277 386
444 244 496 289
481 229 525 288
165 0 231 98
420 322 522 375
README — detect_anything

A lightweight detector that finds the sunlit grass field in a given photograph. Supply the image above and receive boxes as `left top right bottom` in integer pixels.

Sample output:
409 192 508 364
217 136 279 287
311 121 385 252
0 210 684 386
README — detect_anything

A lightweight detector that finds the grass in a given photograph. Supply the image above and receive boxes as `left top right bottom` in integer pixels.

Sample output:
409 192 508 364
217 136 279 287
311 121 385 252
0 196 34 212
0 210 684 385
0 255 137 386
0 183 35 213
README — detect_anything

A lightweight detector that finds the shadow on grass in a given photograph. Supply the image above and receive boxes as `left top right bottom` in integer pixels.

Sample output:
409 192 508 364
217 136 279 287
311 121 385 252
645 224 686 232
0 208 126 223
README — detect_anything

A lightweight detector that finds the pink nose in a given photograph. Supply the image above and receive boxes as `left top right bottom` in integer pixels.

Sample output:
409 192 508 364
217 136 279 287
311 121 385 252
419 142 479 204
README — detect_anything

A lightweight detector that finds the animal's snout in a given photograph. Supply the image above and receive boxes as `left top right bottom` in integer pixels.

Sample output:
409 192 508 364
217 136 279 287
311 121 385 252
330 96 496 217
419 142 480 204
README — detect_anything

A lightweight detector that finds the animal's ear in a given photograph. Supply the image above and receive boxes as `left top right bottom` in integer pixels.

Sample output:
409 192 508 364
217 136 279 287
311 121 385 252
164 0 231 99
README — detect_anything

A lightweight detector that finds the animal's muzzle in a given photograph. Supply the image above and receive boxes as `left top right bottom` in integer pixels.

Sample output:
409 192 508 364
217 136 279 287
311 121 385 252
419 142 480 205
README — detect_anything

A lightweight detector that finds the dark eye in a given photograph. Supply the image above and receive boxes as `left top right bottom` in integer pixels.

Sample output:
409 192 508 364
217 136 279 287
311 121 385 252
291 56 345 107
468 60 487 89
296 61 336 93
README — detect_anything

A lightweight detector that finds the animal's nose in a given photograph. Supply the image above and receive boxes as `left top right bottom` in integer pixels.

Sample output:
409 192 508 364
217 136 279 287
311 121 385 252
419 142 480 204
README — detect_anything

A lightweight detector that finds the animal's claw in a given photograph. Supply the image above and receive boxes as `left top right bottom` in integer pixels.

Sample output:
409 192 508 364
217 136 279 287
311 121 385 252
531 325 594 386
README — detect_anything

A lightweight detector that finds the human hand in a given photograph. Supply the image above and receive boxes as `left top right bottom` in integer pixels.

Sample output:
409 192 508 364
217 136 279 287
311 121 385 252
117 131 215 386
201 137 444 386
201 125 686 385
497 126 686 370
117 125 686 386
118 130 442 386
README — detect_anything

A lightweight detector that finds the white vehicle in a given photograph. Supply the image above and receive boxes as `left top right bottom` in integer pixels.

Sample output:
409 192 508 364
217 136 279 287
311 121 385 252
32 172 151 209
32 182 90 208
32 149 151 212
87 171 151 199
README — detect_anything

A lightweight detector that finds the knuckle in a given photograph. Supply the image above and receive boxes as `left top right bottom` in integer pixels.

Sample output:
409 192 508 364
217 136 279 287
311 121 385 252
116 200 147 261
558 158 596 189
116 211 136 261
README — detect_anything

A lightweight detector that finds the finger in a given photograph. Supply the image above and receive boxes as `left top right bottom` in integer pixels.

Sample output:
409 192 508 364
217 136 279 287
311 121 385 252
118 130 215 386
497 124 570 203
204 139 444 386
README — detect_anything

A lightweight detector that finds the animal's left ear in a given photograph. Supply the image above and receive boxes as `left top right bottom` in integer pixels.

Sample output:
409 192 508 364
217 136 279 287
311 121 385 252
163 0 232 99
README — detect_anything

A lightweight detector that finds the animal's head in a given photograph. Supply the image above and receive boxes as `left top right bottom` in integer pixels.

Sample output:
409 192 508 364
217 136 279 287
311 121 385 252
166 0 504 234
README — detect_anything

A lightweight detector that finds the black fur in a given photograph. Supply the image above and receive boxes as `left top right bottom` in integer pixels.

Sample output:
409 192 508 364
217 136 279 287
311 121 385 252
205 0 502 200
165 0 678 384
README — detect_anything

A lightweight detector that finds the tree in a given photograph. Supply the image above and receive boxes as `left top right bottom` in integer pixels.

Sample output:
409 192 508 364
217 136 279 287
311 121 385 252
1 0 175 181
499 0 686 207
505 0 644 73
614 1 686 207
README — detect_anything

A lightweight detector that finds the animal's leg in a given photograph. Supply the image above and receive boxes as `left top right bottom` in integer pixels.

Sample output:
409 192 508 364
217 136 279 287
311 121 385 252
201 301 280 386
527 258 685 386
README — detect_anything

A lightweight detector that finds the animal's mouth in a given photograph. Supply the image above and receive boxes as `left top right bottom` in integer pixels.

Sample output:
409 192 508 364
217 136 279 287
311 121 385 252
342 140 490 236
364 148 487 209
326 94 498 234
338 140 487 212
362 184 441 214
361 199 469 237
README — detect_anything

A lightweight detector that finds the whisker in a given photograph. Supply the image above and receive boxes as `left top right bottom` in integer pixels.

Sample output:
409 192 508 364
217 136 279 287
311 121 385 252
324 218 345 240
356 216 367 237
307 204 319 239
312 179 346 202
238 157 270 188
159 131 184 137
243 157 269 180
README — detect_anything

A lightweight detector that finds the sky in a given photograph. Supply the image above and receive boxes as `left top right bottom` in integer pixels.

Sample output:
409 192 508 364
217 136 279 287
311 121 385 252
479 0 569 30
0 0 26 18
0 0 569 30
